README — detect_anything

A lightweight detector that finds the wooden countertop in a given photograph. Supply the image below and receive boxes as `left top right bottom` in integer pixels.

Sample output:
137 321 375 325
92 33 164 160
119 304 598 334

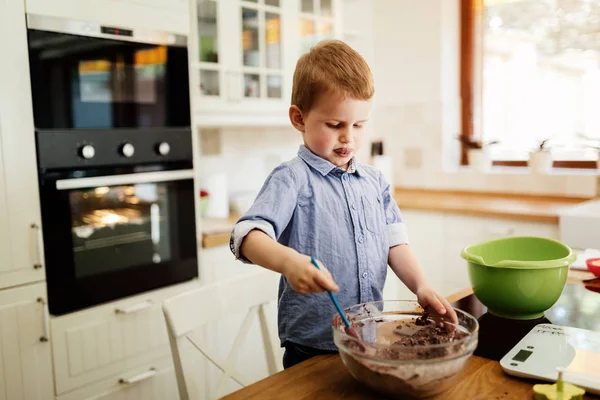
393 188 590 223
221 270 600 400
200 215 240 249
201 189 592 248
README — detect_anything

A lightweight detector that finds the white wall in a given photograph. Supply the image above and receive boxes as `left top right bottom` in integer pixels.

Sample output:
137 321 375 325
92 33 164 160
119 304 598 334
372 0 598 197
204 0 598 199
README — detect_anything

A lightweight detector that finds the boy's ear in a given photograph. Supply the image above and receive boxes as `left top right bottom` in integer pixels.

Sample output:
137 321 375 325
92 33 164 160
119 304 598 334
289 105 305 132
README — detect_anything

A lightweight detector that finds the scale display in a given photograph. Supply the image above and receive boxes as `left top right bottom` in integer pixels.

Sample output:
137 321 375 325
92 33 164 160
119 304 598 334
500 324 600 395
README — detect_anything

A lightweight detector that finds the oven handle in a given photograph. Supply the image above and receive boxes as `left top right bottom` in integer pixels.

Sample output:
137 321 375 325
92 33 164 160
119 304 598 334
56 169 195 190
115 300 154 315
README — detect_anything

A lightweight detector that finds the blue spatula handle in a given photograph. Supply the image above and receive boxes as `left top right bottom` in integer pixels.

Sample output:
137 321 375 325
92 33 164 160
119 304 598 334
310 256 351 328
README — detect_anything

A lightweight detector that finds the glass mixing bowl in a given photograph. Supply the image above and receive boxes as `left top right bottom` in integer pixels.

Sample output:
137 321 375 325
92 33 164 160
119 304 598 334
332 300 479 399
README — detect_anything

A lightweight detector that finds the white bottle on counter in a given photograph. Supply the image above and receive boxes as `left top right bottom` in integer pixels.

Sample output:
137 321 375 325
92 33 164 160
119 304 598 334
371 140 394 186
198 156 230 219
202 171 229 219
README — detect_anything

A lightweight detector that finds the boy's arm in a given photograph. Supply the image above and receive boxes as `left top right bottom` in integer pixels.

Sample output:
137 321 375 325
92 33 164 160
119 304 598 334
379 176 458 323
388 245 457 323
387 244 427 294
230 164 338 294
241 230 338 293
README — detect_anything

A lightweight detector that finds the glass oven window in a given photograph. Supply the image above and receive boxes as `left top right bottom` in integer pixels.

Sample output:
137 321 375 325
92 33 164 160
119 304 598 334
69 183 172 278
27 30 190 129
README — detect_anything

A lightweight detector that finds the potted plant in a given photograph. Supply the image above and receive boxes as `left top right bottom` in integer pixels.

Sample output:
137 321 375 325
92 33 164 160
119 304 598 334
528 138 553 174
457 136 499 172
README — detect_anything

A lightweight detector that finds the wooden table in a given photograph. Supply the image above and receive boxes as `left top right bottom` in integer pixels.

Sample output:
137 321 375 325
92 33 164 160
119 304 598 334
222 272 600 400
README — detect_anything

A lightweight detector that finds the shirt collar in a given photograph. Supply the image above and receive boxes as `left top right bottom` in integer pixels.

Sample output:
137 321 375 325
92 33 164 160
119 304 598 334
297 145 361 176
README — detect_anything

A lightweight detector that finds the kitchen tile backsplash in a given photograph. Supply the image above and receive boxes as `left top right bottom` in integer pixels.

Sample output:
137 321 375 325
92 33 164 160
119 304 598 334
197 127 302 209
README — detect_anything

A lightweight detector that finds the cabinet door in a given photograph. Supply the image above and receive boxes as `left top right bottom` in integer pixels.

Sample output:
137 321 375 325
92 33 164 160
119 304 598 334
0 0 46 290
56 358 178 400
236 1 285 102
190 0 228 106
0 122 12 283
297 0 342 54
0 283 54 400
51 280 198 395
191 0 293 122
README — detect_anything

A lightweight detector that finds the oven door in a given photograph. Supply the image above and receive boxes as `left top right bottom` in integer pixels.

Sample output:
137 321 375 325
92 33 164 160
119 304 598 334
26 14 190 130
40 169 198 315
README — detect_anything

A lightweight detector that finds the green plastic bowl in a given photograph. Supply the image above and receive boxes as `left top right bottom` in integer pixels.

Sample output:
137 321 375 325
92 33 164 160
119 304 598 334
461 236 575 320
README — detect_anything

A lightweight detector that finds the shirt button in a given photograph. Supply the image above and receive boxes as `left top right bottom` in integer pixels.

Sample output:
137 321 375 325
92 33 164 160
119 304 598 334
352 203 357 210
362 272 368 279
358 236 364 243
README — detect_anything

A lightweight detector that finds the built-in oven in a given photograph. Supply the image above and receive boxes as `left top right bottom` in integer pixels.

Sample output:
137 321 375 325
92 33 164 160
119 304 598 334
37 129 198 316
26 13 190 130
26 13 197 315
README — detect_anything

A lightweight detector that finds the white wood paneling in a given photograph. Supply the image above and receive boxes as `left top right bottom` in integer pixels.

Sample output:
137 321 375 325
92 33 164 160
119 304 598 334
51 280 198 395
0 0 46 290
0 283 53 400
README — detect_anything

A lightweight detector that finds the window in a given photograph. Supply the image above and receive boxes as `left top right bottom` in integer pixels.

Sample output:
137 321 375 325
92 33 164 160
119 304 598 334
461 0 600 169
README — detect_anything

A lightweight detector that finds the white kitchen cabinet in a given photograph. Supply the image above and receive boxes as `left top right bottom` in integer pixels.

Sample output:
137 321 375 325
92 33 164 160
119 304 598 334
190 0 342 126
50 280 198 395
0 0 46 290
56 357 177 400
0 283 54 400
390 211 560 300
25 0 188 35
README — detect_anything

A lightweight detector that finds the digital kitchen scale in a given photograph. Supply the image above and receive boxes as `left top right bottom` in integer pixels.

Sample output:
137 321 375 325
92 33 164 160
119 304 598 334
500 324 600 395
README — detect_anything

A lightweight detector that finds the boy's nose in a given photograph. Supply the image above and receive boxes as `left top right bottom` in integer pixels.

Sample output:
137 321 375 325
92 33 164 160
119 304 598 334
338 129 351 143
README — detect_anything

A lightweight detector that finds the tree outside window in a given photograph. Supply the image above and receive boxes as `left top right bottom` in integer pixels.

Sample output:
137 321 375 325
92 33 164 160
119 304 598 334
462 0 600 169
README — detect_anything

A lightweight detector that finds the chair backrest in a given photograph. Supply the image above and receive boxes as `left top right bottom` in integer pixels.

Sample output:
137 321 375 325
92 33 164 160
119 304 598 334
162 269 281 400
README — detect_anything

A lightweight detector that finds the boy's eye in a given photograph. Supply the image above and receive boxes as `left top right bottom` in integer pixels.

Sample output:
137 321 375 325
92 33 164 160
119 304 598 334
354 124 363 128
326 123 340 129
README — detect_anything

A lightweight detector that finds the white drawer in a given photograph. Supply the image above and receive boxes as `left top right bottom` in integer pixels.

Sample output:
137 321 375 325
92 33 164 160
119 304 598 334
56 357 178 400
51 280 199 394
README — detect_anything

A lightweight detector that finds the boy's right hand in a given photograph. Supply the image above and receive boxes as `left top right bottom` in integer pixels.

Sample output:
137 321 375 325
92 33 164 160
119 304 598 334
282 254 339 294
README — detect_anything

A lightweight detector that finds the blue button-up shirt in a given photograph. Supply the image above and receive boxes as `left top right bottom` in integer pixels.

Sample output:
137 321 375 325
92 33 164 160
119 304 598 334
230 145 408 350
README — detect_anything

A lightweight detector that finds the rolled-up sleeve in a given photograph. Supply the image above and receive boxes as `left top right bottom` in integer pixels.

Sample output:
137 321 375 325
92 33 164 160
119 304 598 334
379 174 409 247
230 164 299 263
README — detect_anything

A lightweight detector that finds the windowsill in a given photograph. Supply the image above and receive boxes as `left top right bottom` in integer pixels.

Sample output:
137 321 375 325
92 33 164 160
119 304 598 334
453 165 599 176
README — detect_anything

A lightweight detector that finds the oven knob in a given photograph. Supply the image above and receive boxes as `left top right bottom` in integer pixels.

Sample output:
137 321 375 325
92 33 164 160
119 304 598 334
79 144 95 159
120 143 135 158
156 142 170 156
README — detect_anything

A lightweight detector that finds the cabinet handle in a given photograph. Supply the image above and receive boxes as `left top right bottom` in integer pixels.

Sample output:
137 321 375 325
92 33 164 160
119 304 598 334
119 367 157 385
115 300 153 315
37 297 50 342
30 223 43 270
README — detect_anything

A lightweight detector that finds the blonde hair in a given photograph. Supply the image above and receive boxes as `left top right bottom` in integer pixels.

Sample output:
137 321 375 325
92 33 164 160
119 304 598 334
291 40 374 112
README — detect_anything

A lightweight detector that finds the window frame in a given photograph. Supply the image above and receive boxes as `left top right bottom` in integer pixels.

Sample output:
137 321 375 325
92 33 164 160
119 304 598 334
460 0 599 170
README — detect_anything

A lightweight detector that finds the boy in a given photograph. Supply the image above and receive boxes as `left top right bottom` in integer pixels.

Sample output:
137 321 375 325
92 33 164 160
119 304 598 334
230 40 457 369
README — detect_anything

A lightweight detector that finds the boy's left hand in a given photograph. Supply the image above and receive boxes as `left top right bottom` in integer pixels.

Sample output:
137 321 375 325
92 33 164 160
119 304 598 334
415 286 458 325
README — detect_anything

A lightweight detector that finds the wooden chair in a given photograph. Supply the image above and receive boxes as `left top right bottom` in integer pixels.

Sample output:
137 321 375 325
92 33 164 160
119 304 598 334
162 270 282 400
